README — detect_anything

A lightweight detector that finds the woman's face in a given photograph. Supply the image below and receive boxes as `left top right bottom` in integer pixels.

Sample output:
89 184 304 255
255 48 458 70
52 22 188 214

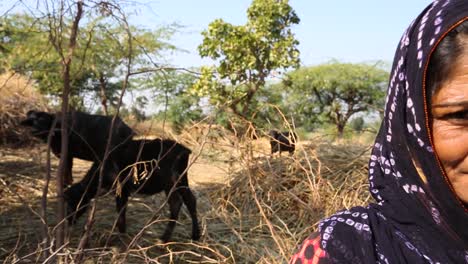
431 50 468 204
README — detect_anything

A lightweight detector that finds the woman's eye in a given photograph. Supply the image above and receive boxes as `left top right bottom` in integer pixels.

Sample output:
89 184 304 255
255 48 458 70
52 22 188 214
442 110 468 121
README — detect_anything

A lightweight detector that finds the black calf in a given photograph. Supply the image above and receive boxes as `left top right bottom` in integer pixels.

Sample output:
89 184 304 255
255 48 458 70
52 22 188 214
268 130 298 156
64 139 200 242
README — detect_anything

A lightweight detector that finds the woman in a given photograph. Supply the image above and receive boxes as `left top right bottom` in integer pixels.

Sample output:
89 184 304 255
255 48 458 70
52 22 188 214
290 1 468 263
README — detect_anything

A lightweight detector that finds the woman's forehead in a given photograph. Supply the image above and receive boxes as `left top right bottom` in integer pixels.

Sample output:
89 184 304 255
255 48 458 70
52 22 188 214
431 47 468 101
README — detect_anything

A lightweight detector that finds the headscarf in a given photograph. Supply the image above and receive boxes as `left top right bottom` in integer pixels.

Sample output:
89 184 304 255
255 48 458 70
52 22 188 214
317 1 468 262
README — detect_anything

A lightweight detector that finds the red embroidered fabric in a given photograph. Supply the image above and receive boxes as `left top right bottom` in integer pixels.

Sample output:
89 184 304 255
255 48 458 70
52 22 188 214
289 233 330 264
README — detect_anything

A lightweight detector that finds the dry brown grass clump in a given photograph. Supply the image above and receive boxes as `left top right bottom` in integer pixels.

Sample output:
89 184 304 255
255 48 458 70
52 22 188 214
206 139 372 263
0 72 47 146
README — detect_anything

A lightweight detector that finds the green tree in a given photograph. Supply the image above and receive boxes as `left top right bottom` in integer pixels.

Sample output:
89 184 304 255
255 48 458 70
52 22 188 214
0 14 91 105
0 14 177 113
139 70 205 131
78 22 177 114
284 62 388 137
193 0 300 124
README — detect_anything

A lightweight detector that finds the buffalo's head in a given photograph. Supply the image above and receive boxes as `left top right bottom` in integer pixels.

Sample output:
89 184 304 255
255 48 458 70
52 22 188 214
20 110 56 140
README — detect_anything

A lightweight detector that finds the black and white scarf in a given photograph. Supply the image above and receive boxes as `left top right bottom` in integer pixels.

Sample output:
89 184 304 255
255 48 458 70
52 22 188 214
318 1 468 262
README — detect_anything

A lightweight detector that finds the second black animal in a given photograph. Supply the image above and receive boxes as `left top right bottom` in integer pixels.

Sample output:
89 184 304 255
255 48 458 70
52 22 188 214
268 130 298 156
64 139 200 242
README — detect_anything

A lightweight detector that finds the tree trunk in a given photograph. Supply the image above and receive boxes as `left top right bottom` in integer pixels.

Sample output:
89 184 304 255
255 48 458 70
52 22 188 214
40 118 58 260
54 1 84 260
99 73 109 115
77 8 133 261
337 122 345 138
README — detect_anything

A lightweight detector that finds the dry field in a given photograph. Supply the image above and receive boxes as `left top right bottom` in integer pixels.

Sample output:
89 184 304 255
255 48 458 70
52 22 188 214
0 134 372 264
0 72 374 263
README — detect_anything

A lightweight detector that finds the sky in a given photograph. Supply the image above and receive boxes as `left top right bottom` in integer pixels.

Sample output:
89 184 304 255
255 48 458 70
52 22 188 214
125 0 433 67
1 0 433 68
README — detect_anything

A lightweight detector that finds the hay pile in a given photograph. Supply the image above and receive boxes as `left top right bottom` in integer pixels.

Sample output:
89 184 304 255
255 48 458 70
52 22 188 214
207 140 373 263
0 72 47 146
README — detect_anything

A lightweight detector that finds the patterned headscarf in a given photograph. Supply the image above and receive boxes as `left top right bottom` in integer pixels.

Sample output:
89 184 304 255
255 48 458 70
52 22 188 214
317 1 468 262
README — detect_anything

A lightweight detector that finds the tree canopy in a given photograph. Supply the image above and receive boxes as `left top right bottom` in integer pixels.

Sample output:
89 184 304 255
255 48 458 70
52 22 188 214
0 1 390 137
0 13 177 113
283 61 388 136
193 0 300 125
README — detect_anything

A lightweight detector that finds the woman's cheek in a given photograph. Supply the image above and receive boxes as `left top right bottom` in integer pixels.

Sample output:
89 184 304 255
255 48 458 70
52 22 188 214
432 121 467 166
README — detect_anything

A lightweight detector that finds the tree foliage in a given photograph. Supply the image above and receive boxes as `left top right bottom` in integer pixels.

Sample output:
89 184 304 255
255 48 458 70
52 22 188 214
0 13 177 113
284 62 388 136
193 0 300 122
139 70 205 131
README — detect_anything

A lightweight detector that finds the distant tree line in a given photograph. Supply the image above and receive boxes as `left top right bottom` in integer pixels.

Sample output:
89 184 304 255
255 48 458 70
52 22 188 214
1 0 388 137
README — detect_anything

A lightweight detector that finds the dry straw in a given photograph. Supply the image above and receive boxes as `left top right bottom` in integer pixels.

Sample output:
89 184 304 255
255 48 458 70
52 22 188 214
205 137 372 263
0 117 373 263
0 72 48 146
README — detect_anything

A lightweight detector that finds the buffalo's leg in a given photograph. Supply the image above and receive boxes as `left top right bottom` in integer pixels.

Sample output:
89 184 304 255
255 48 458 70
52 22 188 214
161 189 183 242
64 153 73 186
178 186 200 240
116 191 128 233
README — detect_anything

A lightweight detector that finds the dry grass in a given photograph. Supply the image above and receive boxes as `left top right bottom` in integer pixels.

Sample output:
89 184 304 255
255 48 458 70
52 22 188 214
0 146 234 263
0 70 375 263
0 72 48 146
0 126 372 263
204 138 371 263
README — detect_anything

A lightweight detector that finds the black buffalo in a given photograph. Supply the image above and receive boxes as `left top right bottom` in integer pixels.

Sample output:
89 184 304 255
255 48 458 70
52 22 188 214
20 110 135 185
64 139 200 242
268 130 298 156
